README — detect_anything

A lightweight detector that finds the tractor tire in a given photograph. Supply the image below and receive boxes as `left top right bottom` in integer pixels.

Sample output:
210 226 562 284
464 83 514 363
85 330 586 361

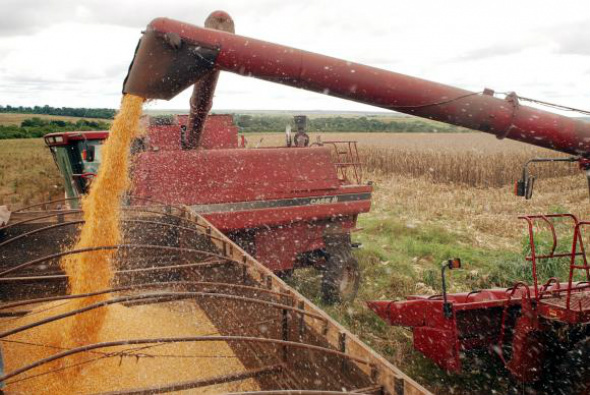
554 337 590 395
321 235 361 304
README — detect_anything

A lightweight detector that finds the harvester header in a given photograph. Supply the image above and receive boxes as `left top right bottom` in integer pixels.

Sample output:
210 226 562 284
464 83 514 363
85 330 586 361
124 17 590 157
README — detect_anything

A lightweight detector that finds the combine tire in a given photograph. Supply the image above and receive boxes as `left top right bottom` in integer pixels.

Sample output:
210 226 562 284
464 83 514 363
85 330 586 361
321 235 360 304
554 337 590 395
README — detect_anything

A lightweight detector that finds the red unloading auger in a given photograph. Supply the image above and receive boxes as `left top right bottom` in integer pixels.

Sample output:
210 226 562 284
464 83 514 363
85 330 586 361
123 15 590 159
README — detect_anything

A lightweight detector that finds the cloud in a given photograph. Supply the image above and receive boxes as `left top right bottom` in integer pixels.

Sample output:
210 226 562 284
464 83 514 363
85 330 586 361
2 0 590 113
457 42 527 61
0 0 289 37
553 20 590 55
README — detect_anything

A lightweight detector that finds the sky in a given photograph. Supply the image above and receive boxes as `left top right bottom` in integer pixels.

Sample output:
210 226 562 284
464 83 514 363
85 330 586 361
1 0 590 114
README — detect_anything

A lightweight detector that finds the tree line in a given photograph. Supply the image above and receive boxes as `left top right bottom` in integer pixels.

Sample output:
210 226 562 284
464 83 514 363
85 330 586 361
0 111 468 140
0 105 115 119
234 115 466 133
0 117 111 139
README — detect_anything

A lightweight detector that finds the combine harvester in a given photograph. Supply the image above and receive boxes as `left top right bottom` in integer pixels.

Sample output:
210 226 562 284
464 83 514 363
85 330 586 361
2 9 590 395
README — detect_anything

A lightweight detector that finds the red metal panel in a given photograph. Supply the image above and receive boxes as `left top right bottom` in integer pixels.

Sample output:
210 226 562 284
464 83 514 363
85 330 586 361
506 314 543 382
146 124 182 151
413 327 461 372
132 147 341 205
204 199 370 231
146 114 238 151
367 300 428 327
178 114 238 149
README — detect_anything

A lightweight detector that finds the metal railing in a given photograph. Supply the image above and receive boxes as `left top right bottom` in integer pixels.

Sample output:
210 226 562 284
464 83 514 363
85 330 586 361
322 141 363 185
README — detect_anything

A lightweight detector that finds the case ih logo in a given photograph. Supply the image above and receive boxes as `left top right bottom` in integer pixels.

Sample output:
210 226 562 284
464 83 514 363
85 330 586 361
310 196 338 205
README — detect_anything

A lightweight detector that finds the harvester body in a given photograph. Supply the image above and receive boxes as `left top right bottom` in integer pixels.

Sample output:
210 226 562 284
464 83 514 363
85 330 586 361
45 112 369 302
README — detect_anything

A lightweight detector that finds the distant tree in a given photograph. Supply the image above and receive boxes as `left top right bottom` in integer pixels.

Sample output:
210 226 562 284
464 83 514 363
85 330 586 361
0 104 116 119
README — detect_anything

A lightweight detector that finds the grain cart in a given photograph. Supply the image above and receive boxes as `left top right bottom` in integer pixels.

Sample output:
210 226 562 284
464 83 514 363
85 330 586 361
0 202 433 395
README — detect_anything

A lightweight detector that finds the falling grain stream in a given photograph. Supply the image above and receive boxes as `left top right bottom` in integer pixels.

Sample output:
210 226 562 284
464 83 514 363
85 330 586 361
0 95 259 394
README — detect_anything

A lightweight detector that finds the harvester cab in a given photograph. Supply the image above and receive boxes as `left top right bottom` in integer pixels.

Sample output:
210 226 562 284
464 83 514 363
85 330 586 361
44 131 108 207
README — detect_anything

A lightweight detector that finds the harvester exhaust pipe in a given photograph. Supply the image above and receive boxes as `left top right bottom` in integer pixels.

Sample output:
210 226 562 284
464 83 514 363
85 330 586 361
184 11 235 149
123 17 590 157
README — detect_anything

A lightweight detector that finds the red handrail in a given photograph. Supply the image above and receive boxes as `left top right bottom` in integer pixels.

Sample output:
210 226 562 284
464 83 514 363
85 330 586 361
518 214 580 299
566 222 590 309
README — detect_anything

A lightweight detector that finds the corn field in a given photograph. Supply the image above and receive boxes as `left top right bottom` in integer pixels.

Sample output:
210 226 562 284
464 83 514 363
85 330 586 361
247 131 579 189
360 146 577 188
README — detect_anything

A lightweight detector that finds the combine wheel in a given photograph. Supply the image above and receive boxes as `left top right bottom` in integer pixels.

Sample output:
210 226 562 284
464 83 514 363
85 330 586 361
554 337 590 395
321 235 361 304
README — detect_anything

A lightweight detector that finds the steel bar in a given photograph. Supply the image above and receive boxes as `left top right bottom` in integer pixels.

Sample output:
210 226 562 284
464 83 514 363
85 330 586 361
0 218 224 249
0 336 374 383
122 219 222 240
0 220 84 248
0 291 325 339
120 208 209 229
117 258 227 273
0 260 232 282
351 385 384 394
0 210 82 231
89 364 281 395
0 281 292 311
0 275 65 282
0 207 200 232
12 196 188 214
12 197 81 213
0 311 28 318
0 244 237 277
0 259 229 281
